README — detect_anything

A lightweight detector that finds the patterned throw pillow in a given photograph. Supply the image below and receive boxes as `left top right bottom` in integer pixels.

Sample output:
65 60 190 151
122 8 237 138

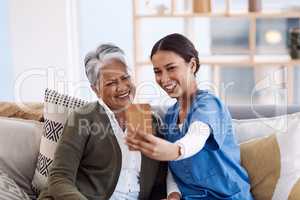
31 89 87 194
0 170 30 200
240 112 300 200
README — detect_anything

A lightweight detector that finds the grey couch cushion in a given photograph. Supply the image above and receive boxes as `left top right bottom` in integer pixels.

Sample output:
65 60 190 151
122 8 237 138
228 105 300 119
0 170 30 200
152 104 300 120
0 117 42 198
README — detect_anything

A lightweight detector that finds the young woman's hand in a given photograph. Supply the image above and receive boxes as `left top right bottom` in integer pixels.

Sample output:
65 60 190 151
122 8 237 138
125 129 180 161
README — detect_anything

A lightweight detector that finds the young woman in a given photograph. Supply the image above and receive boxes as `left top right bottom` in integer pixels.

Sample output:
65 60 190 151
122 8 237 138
126 33 254 200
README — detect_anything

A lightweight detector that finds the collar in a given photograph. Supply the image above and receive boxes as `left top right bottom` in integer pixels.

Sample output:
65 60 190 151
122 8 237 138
98 98 128 133
98 98 114 117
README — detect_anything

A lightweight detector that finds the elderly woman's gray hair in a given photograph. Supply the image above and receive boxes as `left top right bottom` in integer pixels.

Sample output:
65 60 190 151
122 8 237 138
84 44 128 87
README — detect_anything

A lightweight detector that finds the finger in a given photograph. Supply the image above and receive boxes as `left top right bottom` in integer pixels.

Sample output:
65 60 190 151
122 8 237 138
125 139 143 151
125 138 140 148
125 139 138 147
125 137 134 144
138 140 157 152
125 135 155 150
127 144 140 151
125 136 139 145
125 137 155 153
138 146 156 158
138 133 159 144
128 138 157 154
125 135 162 158
126 126 137 138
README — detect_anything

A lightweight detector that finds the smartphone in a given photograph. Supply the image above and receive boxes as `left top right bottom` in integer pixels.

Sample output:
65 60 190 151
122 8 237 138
125 104 153 141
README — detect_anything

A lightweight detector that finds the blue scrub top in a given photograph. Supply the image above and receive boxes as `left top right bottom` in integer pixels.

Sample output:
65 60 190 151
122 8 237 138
163 90 253 200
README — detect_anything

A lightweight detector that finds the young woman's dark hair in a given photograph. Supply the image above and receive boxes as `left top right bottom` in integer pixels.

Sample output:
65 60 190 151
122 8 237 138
150 33 200 75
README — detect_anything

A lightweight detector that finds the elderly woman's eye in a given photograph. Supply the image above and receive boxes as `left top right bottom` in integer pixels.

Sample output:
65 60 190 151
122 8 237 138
105 81 116 86
122 75 130 80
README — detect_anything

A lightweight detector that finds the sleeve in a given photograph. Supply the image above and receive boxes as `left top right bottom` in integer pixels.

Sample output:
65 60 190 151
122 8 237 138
175 121 210 160
148 113 168 200
148 161 167 200
190 95 226 150
47 111 89 200
167 167 181 197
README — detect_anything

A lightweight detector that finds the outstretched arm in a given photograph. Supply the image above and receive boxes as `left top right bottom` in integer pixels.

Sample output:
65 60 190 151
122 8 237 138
125 121 210 161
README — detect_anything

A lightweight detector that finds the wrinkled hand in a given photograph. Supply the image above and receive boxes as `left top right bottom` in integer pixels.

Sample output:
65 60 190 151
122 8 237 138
161 192 181 200
125 128 180 161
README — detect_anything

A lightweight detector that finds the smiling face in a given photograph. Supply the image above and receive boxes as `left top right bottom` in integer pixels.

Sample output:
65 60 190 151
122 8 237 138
95 59 135 112
152 50 197 99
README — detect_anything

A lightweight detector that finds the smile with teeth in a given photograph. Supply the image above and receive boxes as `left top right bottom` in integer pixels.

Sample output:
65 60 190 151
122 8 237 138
117 91 130 99
163 82 177 92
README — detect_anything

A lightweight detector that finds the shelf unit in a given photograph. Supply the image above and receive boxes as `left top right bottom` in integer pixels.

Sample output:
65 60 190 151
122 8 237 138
132 0 300 104
135 12 300 18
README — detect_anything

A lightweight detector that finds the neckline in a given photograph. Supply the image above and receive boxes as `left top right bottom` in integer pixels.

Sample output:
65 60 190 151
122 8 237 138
173 89 204 127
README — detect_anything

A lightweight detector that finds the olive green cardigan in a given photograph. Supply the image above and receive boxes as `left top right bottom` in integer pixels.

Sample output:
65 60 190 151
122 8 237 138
38 102 166 200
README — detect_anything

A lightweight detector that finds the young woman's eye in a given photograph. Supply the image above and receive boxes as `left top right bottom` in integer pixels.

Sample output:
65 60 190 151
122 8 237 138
167 66 176 71
154 70 161 74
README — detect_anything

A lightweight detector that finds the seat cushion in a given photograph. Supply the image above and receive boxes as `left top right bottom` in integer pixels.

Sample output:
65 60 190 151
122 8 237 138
233 111 300 143
0 170 31 200
0 117 42 198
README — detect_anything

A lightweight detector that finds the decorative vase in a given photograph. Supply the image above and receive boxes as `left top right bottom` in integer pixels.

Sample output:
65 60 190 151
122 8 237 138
193 0 211 13
248 0 262 12
288 27 300 59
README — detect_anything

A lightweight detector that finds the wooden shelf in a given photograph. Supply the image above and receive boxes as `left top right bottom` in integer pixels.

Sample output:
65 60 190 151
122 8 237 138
132 0 300 103
136 55 300 66
136 11 300 19
199 55 250 65
254 55 300 65
254 12 300 18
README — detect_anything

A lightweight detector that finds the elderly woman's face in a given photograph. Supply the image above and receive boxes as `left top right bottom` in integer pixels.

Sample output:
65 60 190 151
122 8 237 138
96 59 135 111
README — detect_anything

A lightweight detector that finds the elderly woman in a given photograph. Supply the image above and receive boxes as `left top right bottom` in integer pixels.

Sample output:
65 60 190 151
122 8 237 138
38 44 166 200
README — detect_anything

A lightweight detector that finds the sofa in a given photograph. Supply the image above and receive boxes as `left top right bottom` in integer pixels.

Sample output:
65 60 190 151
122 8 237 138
0 101 300 200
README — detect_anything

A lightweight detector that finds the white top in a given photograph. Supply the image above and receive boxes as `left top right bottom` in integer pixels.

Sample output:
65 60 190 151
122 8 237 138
176 121 210 160
167 121 210 197
98 99 141 200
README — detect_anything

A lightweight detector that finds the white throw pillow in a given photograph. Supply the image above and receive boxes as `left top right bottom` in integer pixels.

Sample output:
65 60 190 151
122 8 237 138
233 111 300 143
31 89 87 194
0 117 42 198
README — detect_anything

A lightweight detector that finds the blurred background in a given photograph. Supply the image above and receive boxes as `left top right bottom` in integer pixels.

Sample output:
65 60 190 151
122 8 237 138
0 0 300 106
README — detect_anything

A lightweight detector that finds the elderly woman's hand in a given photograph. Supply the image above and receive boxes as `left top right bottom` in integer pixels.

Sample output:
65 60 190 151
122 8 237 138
125 129 180 161
161 192 181 200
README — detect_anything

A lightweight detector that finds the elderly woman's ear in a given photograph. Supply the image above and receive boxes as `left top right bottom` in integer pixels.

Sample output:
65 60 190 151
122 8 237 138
91 84 98 96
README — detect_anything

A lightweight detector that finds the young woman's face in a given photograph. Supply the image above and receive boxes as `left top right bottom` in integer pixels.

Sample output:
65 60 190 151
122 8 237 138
96 59 135 111
152 50 196 98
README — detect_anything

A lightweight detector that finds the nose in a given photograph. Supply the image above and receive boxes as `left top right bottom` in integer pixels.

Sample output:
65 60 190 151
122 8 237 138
160 71 170 85
116 80 129 92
